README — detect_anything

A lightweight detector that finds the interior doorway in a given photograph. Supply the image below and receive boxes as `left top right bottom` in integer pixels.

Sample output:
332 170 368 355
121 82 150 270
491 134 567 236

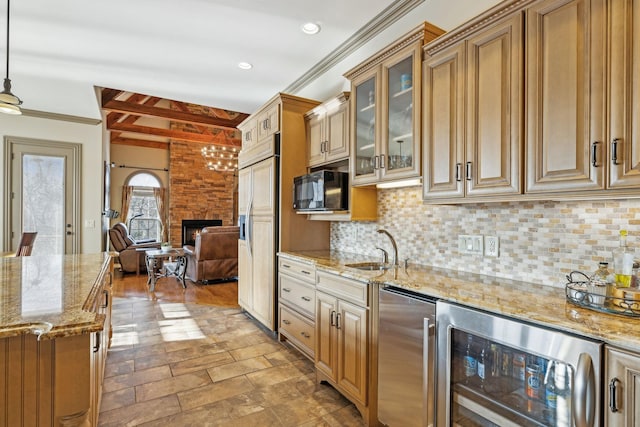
4 137 81 255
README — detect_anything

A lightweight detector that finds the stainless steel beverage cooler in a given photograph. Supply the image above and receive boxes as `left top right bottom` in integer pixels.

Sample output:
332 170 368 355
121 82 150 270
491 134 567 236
436 301 602 426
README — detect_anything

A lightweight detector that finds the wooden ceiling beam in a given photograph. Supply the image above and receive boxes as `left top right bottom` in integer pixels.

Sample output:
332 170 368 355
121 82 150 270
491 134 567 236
111 137 169 150
102 99 248 130
108 122 241 147
101 89 124 104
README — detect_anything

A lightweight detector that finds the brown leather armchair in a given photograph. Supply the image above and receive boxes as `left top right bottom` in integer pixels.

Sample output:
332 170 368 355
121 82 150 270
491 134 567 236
108 222 160 273
183 226 239 283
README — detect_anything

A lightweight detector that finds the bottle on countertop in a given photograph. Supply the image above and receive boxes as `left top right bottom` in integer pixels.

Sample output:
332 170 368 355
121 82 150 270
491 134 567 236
590 261 613 306
613 229 634 288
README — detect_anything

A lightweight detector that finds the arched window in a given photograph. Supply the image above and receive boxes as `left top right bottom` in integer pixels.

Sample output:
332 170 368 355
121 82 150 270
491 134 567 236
126 172 162 242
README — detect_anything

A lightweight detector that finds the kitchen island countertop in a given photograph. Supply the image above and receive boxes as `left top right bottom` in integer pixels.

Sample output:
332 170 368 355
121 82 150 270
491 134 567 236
279 250 640 353
0 252 113 340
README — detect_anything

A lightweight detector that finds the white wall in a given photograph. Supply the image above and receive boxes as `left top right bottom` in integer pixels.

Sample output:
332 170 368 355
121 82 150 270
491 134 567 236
295 0 503 103
0 113 104 253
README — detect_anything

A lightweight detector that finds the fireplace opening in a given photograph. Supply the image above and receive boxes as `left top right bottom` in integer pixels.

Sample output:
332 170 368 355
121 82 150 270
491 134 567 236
182 219 222 247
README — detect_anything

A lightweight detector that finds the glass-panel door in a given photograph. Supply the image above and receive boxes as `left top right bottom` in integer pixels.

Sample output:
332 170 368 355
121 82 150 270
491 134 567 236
354 75 377 180
450 329 572 426
385 56 415 172
8 138 80 255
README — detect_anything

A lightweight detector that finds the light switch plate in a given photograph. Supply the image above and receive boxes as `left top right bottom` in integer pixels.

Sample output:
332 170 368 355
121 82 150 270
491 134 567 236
458 235 484 255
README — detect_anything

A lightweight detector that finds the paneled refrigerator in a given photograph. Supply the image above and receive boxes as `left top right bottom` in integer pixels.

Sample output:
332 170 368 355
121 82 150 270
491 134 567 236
436 301 602 427
236 94 330 332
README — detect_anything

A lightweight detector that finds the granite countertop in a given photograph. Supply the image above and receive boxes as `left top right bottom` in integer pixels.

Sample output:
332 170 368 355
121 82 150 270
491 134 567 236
278 250 640 353
0 252 113 340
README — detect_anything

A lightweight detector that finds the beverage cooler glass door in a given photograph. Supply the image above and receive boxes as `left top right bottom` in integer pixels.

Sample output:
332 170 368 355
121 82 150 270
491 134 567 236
436 301 602 427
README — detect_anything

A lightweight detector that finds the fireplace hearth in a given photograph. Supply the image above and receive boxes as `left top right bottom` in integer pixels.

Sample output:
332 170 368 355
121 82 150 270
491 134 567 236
182 219 222 247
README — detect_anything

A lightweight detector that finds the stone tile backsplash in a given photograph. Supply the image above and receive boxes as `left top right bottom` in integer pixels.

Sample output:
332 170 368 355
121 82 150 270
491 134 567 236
330 186 640 287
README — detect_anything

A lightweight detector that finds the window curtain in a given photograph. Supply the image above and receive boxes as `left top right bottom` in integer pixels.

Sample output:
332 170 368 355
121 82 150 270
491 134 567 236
121 185 134 226
153 187 168 242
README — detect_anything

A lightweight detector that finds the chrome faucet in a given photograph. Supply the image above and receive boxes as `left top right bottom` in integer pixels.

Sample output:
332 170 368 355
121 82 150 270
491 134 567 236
377 229 398 267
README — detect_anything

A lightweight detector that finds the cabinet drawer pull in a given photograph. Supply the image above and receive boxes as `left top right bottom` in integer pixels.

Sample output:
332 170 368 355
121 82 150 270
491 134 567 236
301 296 311 302
455 163 462 182
612 138 620 165
93 332 101 353
591 142 599 167
466 161 472 181
609 377 620 412
282 288 291 293
282 264 291 269
300 332 311 339
102 289 109 309
301 270 311 275
330 310 336 326
282 319 291 325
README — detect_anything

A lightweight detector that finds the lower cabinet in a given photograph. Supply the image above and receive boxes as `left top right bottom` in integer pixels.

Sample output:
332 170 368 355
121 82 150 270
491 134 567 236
315 271 371 424
277 256 316 359
606 346 640 426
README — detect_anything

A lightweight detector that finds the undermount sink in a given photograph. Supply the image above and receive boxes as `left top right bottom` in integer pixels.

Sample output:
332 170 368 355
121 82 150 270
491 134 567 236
345 262 391 271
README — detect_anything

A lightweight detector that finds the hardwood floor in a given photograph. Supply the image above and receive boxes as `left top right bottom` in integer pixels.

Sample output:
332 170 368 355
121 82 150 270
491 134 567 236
112 269 239 307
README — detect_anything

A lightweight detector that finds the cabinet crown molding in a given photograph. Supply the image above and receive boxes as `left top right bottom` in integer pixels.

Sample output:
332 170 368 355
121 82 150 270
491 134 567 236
344 22 443 80
424 0 536 56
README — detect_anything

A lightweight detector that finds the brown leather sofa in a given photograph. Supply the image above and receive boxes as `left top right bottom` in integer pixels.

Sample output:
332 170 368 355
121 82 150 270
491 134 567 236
183 226 239 283
108 223 160 273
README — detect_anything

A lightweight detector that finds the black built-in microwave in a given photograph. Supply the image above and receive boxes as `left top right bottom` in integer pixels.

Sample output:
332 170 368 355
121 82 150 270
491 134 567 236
293 170 348 211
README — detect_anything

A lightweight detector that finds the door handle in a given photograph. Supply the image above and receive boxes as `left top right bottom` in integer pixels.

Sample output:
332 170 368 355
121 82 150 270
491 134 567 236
330 310 336 326
455 163 462 182
591 142 599 167
609 377 620 413
612 138 620 165
573 352 595 427
466 162 472 181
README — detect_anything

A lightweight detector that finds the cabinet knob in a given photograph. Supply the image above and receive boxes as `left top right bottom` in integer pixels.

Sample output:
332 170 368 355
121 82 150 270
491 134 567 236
282 319 291 325
300 332 310 339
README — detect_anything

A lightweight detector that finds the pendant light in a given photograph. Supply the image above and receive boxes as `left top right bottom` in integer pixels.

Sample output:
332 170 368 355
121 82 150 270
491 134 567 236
0 0 21 115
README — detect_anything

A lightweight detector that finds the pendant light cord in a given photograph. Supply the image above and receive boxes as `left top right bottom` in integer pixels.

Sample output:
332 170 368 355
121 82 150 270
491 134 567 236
5 0 10 80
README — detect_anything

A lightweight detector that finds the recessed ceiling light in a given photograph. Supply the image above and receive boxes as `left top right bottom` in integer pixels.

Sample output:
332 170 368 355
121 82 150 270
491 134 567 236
301 22 321 35
238 62 253 70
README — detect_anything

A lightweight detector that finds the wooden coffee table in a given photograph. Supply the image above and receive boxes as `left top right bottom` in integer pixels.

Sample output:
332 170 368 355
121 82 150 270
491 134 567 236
144 248 188 292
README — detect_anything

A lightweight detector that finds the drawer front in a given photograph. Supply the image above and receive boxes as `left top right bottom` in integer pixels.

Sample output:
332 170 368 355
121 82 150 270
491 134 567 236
278 257 315 282
279 305 315 357
279 274 315 317
316 270 368 307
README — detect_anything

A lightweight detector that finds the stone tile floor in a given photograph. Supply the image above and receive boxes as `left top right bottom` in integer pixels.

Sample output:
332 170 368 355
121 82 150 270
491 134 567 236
99 297 365 426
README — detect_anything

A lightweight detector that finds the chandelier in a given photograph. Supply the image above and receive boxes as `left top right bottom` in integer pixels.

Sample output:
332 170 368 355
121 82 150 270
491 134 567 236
201 145 238 172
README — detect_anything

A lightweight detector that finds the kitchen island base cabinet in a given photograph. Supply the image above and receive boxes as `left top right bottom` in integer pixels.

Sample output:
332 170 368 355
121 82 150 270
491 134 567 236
606 346 640 426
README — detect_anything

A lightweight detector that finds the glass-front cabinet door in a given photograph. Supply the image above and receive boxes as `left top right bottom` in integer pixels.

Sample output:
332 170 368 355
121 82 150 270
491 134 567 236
353 74 378 182
382 49 421 180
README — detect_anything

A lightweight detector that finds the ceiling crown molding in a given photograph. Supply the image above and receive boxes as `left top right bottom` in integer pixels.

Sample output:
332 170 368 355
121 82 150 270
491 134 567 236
283 0 425 94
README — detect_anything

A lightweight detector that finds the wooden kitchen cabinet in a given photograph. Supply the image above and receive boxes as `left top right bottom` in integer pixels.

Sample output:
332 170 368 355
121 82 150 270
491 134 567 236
315 271 369 421
423 13 523 200
605 346 640 426
608 0 640 189
525 0 606 193
278 256 316 359
237 99 281 169
305 92 350 167
345 23 443 186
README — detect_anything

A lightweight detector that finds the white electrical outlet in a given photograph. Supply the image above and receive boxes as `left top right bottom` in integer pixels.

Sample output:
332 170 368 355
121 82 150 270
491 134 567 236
458 235 484 255
485 236 499 257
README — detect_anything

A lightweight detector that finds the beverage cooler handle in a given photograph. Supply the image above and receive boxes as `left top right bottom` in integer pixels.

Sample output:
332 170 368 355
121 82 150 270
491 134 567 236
573 353 596 427
423 317 435 426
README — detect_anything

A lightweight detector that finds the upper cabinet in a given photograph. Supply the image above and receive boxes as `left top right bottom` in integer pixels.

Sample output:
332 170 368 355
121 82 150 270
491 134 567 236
238 98 282 169
422 0 640 203
345 23 444 186
608 0 640 189
525 0 606 193
305 92 350 168
423 13 523 200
